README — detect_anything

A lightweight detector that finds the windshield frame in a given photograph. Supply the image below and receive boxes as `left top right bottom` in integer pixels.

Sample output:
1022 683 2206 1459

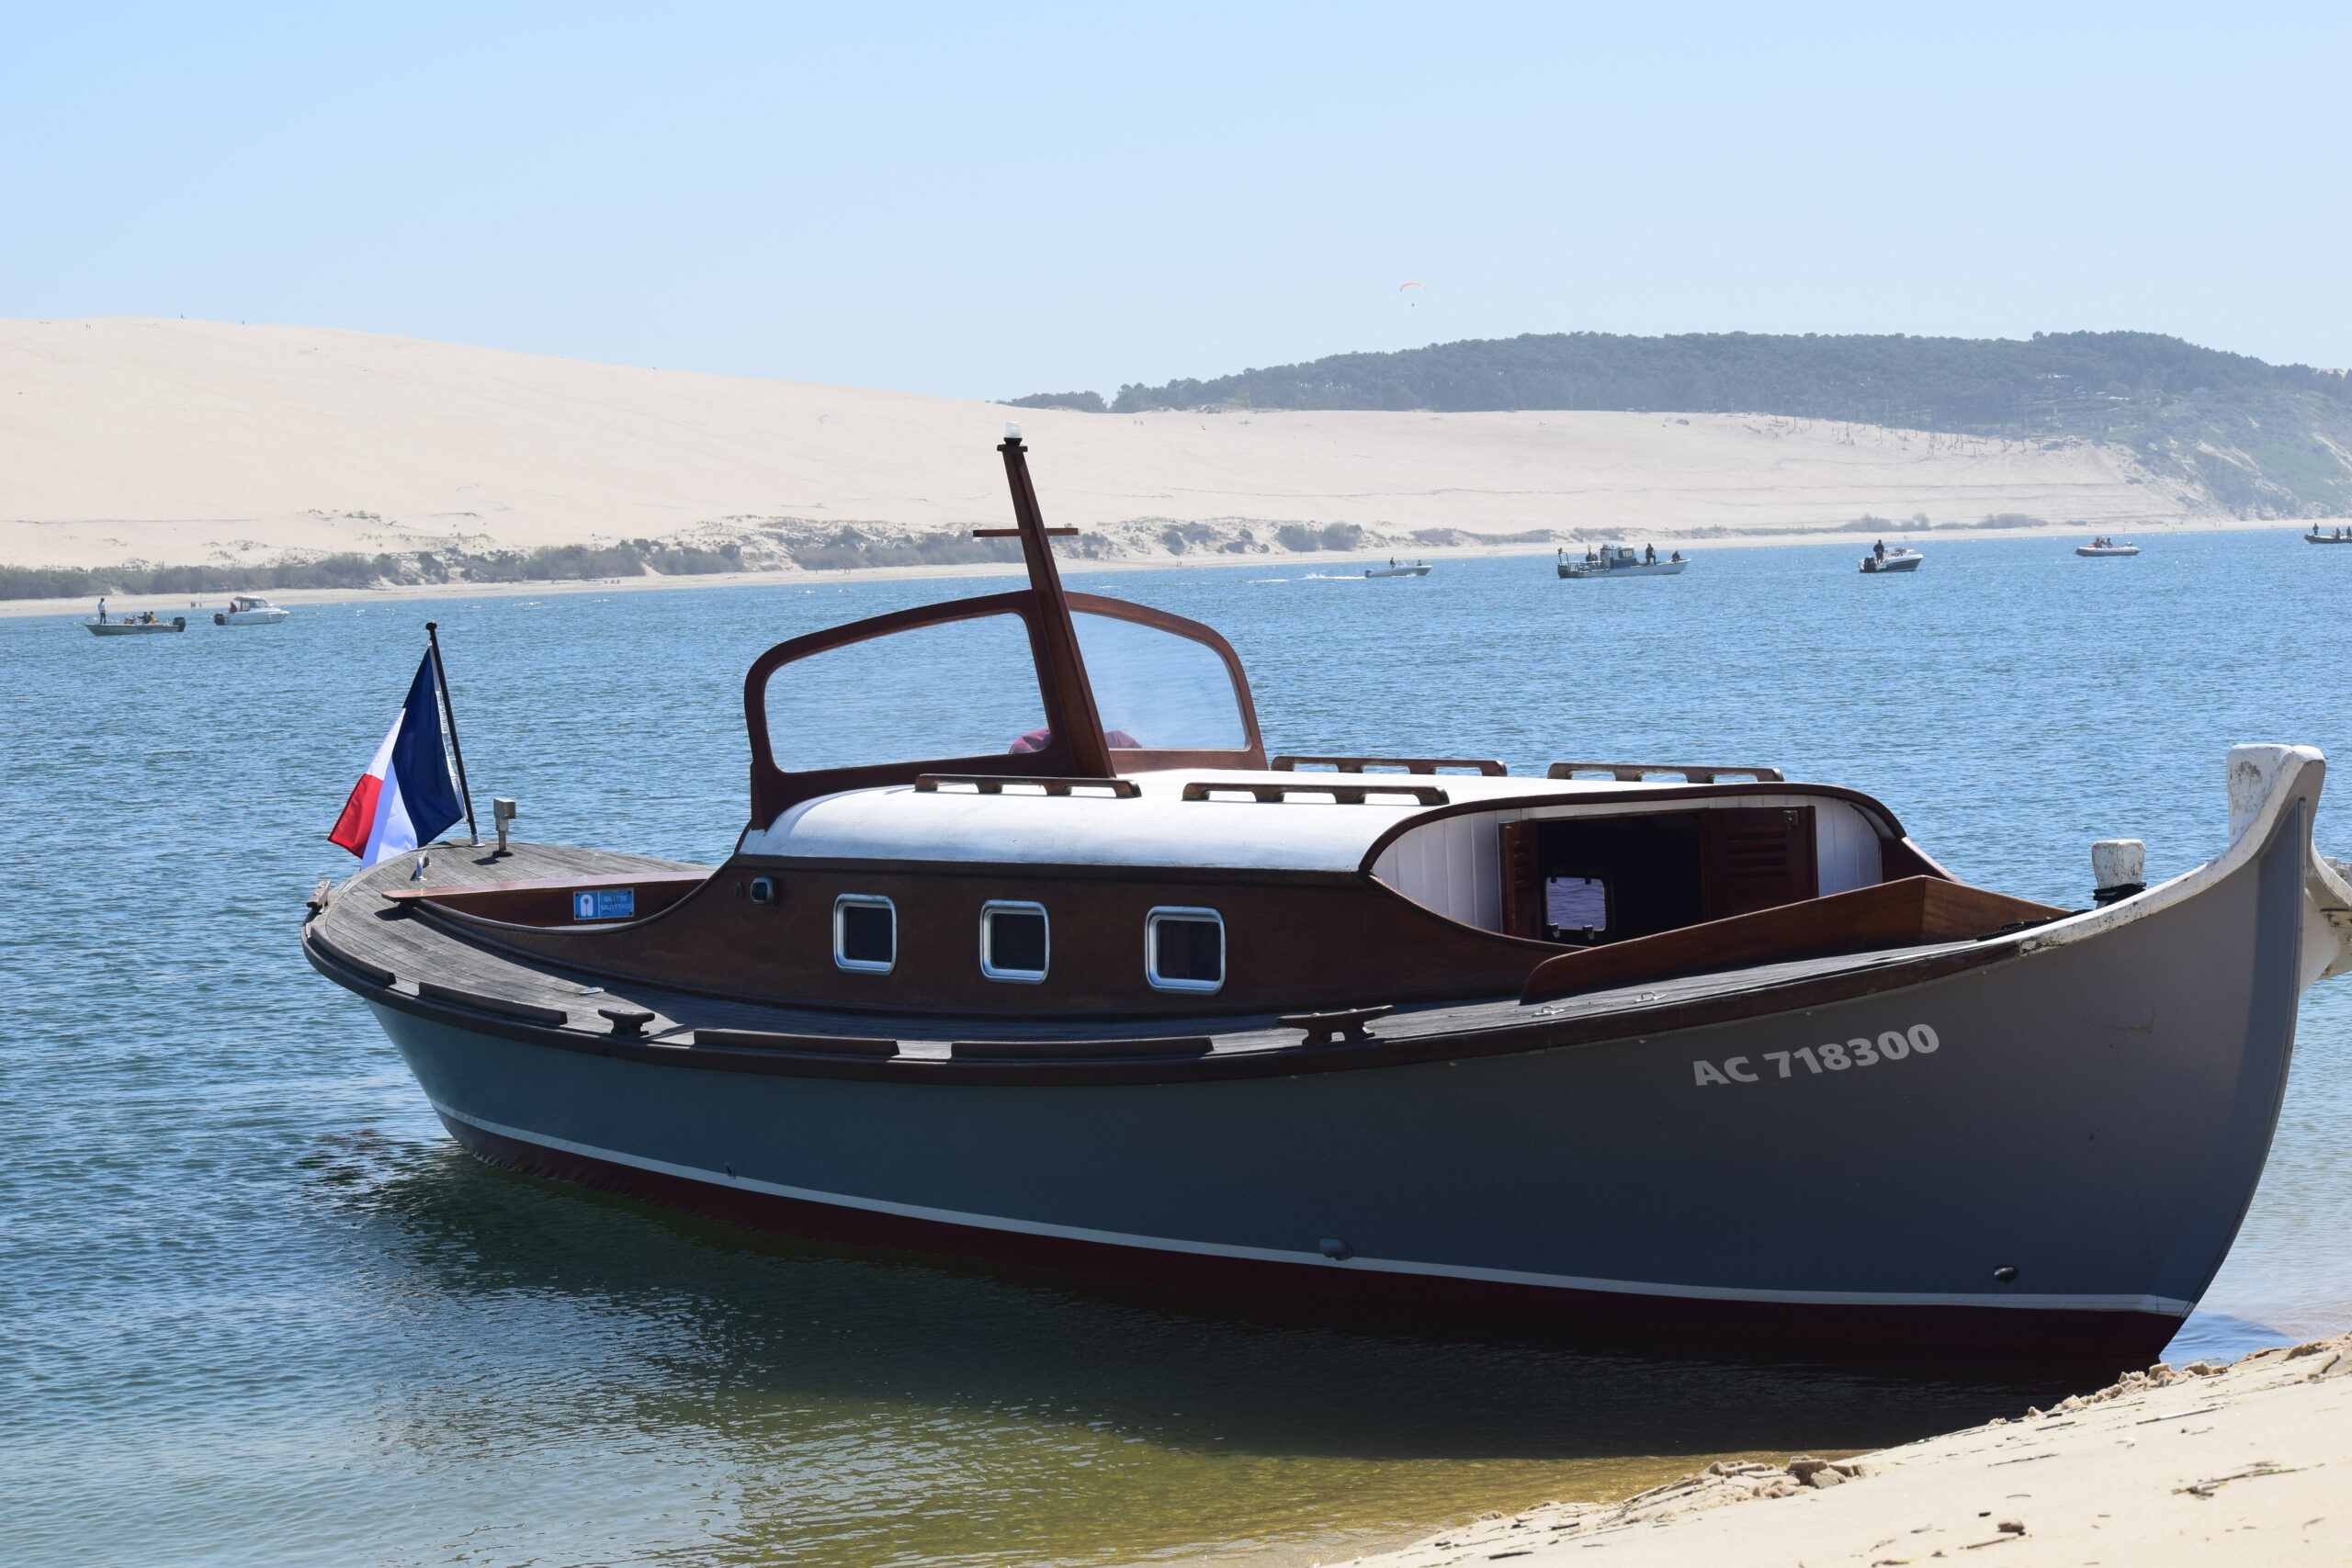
743 590 1264 821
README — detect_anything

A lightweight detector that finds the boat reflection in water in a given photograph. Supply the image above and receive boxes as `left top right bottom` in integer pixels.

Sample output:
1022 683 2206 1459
306 426 2352 1359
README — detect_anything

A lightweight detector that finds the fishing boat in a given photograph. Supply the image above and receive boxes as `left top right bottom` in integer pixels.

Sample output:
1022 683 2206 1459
1556 545 1686 579
84 612 186 635
2304 528 2352 545
1363 560 1432 578
304 429 2352 1359
214 594 290 626
1860 547 1923 574
2076 538 2141 558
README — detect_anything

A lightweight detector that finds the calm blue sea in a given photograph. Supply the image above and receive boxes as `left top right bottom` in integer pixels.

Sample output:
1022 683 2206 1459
5 529 2347 1567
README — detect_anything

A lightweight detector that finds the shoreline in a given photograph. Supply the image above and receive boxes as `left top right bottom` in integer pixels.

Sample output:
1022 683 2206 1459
0 515 2323 621
1336 1332 2352 1568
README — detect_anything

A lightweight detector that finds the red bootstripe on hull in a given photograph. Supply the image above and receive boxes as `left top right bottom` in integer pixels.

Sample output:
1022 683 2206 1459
440 1114 2175 1360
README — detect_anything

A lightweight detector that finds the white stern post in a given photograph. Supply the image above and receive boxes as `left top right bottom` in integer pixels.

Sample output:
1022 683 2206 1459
2228 743 2352 987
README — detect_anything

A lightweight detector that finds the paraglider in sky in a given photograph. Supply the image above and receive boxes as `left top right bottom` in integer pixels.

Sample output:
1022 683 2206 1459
1399 280 1423 306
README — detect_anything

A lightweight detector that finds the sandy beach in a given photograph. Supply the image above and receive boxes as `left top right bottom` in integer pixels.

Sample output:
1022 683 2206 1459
1 317 2251 594
0 513 2313 621
1343 1335 2351 1567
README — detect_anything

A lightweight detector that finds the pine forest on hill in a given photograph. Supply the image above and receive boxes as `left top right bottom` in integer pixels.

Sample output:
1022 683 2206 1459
1082 331 2352 518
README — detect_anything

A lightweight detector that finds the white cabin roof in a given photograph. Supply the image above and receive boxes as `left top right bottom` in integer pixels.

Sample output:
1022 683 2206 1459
741 769 1772 874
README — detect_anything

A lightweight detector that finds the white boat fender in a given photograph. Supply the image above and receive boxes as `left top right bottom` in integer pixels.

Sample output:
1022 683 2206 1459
2092 839 2146 905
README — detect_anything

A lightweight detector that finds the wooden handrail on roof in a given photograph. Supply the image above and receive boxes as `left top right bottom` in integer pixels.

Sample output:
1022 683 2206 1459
1273 755 1506 775
913 773 1140 797
1547 761 1784 783
1183 780 1449 806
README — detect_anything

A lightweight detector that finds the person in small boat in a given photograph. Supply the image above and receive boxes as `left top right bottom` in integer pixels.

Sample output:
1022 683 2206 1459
1670 550 1682 562
1644 544 1657 563
1873 539 1887 561
96 598 107 623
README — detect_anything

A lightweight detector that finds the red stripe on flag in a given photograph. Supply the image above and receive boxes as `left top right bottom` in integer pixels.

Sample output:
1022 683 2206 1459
329 773 383 857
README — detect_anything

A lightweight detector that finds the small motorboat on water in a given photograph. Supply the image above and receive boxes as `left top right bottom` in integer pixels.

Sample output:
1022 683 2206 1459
1860 547 1923 573
214 594 290 626
2076 537 2141 558
306 428 2352 1359
1557 545 1686 579
1363 559 1432 578
85 610 186 635
2304 528 2352 545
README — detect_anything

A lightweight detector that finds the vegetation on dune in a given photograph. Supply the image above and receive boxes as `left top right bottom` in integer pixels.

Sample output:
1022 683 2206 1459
784 529 1025 571
1114 331 2352 517
1001 390 1107 413
0 538 752 601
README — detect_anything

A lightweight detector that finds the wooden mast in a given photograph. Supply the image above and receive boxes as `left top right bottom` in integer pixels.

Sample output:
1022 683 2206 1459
977 428 1115 778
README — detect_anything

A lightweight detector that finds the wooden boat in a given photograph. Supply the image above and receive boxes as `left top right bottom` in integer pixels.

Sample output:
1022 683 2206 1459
214 594 289 626
304 431 2352 1358
1557 545 1687 579
85 613 186 635
2076 538 2141 557
1860 547 1923 573
1363 560 1432 578
2304 529 2352 545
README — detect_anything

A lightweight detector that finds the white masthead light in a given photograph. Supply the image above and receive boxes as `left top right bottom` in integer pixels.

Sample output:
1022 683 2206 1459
1004 421 1023 440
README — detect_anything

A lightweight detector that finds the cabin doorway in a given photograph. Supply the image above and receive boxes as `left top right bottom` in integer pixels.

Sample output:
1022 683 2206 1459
1501 807 1818 944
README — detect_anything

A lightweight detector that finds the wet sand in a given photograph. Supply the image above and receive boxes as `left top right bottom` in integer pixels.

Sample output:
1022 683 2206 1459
1347 1334 2352 1567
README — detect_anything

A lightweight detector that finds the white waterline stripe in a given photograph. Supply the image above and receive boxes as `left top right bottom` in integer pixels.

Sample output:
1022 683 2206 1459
435 1101 2187 1317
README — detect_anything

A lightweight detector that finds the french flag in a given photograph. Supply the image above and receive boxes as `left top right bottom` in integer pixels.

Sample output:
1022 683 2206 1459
329 650 466 865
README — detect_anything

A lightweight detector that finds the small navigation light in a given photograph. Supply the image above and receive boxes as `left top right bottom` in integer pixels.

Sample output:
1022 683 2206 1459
1004 421 1023 440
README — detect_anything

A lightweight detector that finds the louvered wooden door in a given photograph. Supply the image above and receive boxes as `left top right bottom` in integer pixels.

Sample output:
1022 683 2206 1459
1498 818 1546 938
1700 806 1818 920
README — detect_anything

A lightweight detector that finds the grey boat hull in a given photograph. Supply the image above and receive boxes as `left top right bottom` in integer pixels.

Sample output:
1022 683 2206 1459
357 753 2342 1359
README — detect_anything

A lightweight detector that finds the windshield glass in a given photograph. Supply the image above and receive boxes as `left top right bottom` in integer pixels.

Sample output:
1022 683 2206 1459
1074 611 1249 751
763 613 1047 772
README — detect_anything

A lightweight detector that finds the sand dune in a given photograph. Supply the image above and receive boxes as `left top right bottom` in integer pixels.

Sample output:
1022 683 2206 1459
0 317 2202 572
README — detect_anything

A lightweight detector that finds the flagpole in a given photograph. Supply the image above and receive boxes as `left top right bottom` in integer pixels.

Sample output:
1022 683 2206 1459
423 621 481 844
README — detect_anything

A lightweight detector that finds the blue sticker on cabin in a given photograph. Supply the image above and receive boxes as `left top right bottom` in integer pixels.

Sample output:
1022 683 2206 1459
573 889 635 921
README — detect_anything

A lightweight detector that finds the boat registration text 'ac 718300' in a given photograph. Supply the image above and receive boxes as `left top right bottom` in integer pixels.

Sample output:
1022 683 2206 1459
1691 1025 1939 1087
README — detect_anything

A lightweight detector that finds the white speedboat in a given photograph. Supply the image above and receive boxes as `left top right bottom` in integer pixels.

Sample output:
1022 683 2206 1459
1363 560 1432 578
1557 545 1687 579
214 595 290 626
1860 547 1923 574
85 614 186 635
2076 538 2141 558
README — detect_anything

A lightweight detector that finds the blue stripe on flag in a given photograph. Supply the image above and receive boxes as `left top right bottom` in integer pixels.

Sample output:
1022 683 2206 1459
390 651 465 848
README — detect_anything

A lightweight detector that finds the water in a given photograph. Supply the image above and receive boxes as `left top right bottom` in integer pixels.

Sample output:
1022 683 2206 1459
5 530 2348 1566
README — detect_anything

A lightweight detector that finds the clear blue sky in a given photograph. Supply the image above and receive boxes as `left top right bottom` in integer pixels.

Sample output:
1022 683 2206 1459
5 2 2346 400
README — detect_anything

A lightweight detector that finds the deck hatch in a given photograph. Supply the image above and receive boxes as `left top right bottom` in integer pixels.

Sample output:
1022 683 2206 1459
980 900 1049 982
833 895 897 974
1146 907 1225 992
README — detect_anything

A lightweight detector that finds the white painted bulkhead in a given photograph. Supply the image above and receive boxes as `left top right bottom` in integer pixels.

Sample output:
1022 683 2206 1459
1369 796 1884 932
